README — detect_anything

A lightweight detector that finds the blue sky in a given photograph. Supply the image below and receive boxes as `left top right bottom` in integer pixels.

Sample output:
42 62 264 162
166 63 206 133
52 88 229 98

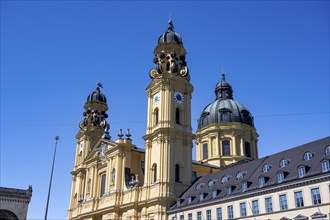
1 1 329 219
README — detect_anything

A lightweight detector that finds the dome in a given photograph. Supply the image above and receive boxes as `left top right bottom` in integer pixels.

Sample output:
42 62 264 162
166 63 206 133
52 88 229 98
198 74 254 129
87 86 107 104
158 20 183 45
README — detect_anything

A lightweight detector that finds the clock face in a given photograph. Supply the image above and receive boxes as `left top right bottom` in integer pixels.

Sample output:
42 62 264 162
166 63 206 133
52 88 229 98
174 91 184 104
154 94 160 104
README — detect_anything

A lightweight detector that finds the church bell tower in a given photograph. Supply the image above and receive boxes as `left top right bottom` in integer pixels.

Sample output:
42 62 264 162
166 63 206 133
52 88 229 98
143 20 195 208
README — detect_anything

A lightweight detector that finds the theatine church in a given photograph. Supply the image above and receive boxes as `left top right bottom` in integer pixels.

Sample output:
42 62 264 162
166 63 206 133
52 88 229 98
68 21 330 220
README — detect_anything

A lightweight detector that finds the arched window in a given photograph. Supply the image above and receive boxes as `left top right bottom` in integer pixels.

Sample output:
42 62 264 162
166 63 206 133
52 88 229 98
236 171 245 180
222 140 230 156
152 163 157 183
303 152 313 161
244 142 251 157
325 146 330 155
262 164 271 172
175 108 180 124
202 143 208 159
280 159 289 168
100 173 106 196
154 108 159 125
221 175 229 184
175 164 180 182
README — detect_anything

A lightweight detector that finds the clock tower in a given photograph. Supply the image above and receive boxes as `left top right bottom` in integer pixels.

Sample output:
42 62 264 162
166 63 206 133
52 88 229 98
143 20 195 213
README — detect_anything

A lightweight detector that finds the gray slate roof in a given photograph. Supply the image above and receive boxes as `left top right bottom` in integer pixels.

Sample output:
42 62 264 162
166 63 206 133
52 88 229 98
169 136 330 211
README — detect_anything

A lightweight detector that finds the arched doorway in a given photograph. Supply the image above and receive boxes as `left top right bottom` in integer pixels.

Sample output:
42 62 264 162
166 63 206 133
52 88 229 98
0 209 19 220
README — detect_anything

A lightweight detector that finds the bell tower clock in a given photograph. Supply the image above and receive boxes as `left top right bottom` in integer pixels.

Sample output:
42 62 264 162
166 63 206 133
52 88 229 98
143 20 195 211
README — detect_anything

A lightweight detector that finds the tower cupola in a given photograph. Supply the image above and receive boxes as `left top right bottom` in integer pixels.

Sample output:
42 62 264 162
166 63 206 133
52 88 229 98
158 20 183 45
80 83 109 132
149 19 190 81
215 73 233 100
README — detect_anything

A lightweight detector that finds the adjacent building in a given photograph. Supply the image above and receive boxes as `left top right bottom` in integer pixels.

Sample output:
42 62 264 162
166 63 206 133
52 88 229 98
0 186 32 220
68 20 330 220
168 137 330 220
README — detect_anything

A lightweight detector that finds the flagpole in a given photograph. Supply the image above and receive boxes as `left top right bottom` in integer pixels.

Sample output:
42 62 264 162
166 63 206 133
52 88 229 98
44 136 59 220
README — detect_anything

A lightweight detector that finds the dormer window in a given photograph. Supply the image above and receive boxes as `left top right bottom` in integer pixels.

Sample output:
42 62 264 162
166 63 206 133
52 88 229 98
176 199 184 206
321 160 329 172
227 185 234 195
262 164 271 172
212 189 220 198
325 146 330 155
298 166 306 178
242 181 248 192
258 176 265 187
196 182 205 190
187 196 195 204
280 159 289 168
208 179 217 187
221 175 229 184
235 171 245 180
277 171 285 183
199 193 207 201
259 176 269 187
303 152 313 161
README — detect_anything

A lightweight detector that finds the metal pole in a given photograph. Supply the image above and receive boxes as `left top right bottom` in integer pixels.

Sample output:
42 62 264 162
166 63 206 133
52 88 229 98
44 136 59 220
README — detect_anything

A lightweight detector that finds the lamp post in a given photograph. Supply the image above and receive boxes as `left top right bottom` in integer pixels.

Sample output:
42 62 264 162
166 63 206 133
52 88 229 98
44 136 59 220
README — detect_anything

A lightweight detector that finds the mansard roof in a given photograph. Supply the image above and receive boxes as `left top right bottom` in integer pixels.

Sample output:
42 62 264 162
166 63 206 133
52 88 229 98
169 136 330 212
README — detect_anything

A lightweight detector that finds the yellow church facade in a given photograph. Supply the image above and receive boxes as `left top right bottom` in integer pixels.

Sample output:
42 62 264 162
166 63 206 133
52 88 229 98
68 20 240 220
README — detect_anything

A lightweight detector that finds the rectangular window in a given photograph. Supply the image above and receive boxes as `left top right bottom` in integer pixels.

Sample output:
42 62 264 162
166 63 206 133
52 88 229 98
279 194 288 210
265 197 273 213
216 207 222 220
141 161 145 175
203 143 208 159
295 191 304 207
179 215 184 220
197 211 202 220
222 140 231 156
100 174 106 197
252 200 259 215
311 188 322 204
206 209 211 220
188 213 192 220
240 202 247 217
244 142 251 157
227 205 234 219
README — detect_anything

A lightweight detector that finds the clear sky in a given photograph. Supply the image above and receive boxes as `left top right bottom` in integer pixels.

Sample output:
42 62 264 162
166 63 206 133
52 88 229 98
1 1 329 219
